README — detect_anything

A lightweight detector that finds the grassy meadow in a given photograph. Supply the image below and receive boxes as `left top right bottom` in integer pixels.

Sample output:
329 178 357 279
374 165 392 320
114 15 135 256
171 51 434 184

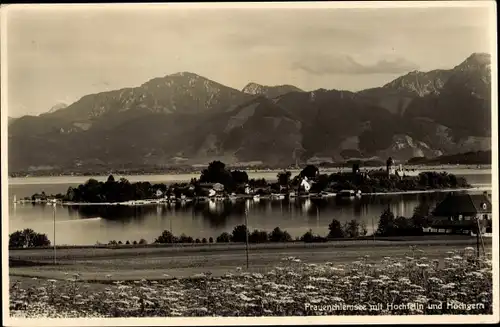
9 246 492 317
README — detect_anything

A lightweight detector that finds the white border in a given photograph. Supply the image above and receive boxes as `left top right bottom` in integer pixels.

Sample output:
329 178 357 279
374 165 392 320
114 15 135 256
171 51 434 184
1 1 498 326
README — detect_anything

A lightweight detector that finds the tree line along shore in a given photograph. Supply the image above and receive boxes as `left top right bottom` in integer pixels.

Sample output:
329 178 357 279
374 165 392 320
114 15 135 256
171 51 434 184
16 160 471 205
10 202 486 250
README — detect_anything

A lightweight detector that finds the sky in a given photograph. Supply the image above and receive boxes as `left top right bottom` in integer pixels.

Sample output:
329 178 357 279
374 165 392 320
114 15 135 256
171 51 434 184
3 3 495 117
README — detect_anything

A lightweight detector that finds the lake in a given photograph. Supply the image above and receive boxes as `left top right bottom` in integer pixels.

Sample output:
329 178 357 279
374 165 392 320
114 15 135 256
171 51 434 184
7 170 492 246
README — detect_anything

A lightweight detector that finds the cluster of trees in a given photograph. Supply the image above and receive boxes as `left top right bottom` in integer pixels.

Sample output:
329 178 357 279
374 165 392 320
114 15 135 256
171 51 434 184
9 229 51 248
153 219 372 245
154 231 214 244
154 226 293 244
375 204 431 237
199 161 249 192
30 160 470 204
64 175 173 203
292 170 469 194
28 191 65 201
217 226 293 243
299 219 369 242
60 161 273 203
106 239 148 246
199 161 314 193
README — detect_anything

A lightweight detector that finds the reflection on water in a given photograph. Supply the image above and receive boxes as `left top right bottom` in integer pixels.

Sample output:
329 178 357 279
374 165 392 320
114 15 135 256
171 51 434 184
8 172 491 245
8 190 480 245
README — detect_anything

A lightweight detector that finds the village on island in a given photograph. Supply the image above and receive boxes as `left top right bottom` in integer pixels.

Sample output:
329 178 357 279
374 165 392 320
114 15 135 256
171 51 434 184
13 158 492 238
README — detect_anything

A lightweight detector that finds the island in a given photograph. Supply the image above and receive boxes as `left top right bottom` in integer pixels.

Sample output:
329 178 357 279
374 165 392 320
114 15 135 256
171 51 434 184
16 160 472 206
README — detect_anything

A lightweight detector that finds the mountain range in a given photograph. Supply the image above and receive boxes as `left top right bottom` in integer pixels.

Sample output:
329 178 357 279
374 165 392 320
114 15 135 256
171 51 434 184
8 53 492 172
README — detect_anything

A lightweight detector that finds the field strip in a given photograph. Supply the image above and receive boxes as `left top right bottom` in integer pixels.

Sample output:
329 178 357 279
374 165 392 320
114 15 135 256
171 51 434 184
9 242 492 281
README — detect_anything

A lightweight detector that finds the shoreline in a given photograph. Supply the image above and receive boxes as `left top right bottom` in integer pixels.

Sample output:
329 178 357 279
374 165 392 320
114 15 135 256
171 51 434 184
12 185 491 206
9 235 490 252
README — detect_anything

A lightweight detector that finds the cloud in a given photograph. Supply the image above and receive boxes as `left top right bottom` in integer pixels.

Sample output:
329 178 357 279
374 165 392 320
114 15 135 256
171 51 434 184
291 55 420 75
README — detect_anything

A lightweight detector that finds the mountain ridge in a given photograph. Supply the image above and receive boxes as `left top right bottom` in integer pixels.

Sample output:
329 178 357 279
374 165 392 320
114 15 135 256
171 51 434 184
8 53 492 171
242 82 304 98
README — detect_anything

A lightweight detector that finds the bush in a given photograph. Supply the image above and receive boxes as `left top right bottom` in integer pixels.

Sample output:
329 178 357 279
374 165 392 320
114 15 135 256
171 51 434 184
376 209 396 237
310 174 329 193
195 238 201 244
9 229 51 248
300 229 327 243
343 220 360 238
231 225 249 243
249 230 268 243
412 203 430 231
138 238 148 245
394 216 424 236
231 170 249 185
154 230 176 244
178 234 194 243
132 240 138 245
269 227 292 242
125 240 130 245
216 232 231 243
300 165 319 179
209 237 214 243
277 171 292 186
376 209 424 237
327 219 344 239
199 161 237 191
202 238 207 244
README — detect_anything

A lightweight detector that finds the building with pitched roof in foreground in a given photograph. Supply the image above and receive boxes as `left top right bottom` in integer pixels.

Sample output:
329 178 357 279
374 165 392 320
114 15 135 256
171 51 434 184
425 192 492 236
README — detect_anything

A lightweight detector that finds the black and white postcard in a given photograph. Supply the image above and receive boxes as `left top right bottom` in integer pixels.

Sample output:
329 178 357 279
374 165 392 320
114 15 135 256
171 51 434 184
1 2 498 326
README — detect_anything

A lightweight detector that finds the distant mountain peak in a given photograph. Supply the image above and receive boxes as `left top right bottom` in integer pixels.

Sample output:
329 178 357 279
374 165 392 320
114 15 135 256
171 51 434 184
456 52 491 71
466 52 490 62
169 71 201 78
382 68 451 97
242 82 303 98
242 82 262 93
406 70 425 76
381 52 491 97
47 102 68 114
242 82 265 95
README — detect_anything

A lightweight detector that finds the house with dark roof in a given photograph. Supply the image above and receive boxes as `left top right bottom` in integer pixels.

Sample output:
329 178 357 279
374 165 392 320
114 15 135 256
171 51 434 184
425 192 492 235
199 182 226 198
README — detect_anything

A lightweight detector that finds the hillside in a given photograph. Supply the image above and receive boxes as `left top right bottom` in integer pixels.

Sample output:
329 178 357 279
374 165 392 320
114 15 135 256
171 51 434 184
8 53 492 172
407 150 492 165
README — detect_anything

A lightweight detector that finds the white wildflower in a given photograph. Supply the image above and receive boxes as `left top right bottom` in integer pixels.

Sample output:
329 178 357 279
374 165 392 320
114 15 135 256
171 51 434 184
417 263 430 268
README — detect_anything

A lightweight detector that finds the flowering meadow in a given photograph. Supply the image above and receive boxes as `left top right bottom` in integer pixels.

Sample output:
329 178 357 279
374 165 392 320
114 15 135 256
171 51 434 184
10 246 492 317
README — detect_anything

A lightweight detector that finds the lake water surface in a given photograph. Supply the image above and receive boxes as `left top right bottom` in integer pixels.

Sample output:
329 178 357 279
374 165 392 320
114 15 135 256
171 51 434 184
7 171 492 246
